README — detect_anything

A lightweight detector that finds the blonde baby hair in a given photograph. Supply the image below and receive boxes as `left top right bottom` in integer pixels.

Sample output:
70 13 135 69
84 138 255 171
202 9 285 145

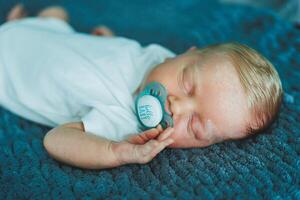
192 42 283 135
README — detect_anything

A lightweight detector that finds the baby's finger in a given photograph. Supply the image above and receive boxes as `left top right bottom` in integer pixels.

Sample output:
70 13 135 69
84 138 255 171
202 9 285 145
156 124 163 132
138 138 174 164
126 127 161 144
157 127 174 141
141 127 162 140
150 138 174 157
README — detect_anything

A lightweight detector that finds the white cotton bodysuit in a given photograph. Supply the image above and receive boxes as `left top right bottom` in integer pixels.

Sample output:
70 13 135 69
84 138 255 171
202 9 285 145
0 17 176 142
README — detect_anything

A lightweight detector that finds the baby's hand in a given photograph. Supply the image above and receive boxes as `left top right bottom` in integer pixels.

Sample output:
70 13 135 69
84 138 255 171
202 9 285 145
126 125 165 144
112 127 174 165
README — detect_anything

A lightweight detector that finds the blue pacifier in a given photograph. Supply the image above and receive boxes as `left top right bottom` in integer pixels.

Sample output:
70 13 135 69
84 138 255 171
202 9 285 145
135 82 174 130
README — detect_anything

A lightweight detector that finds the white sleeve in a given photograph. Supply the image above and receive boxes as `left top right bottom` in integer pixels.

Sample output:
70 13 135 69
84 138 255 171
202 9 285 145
81 108 139 142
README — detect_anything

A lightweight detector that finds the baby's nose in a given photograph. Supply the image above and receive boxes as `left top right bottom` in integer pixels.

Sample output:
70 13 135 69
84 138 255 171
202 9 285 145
164 96 173 116
167 95 195 116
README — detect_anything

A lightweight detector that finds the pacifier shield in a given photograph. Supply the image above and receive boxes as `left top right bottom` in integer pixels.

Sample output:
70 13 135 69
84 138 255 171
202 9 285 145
136 95 163 127
135 81 174 130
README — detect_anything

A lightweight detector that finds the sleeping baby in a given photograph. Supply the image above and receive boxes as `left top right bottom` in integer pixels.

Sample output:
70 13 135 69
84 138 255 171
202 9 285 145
0 5 283 169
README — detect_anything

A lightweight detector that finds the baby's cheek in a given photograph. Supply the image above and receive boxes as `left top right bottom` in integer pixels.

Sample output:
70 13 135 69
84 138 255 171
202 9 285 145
172 117 189 137
204 119 224 142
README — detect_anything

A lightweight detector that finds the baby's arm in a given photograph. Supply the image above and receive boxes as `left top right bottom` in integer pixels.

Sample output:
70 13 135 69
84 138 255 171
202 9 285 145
43 122 174 169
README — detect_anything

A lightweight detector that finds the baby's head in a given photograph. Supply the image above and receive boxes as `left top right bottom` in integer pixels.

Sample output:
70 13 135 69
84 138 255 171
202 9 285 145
139 42 283 148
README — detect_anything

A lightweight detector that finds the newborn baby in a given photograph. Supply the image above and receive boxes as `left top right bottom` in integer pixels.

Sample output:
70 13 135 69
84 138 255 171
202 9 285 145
1 5 283 169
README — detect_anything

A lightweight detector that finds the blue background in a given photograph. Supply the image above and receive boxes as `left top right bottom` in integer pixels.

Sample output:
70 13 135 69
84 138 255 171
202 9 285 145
0 0 299 199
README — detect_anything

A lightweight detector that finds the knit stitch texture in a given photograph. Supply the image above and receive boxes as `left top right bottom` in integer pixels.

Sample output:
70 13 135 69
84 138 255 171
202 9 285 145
0 1 299 199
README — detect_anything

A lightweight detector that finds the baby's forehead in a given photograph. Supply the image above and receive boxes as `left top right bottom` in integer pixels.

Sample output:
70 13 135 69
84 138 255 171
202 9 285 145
189 53 239 87
199 52 233 69
185 52 235 76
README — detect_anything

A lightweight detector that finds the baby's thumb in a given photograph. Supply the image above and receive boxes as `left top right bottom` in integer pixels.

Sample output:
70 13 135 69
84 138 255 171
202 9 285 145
126 127 161 144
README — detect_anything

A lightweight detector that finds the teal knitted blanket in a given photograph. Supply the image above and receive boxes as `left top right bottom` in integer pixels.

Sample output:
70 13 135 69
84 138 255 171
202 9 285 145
0 1 299 199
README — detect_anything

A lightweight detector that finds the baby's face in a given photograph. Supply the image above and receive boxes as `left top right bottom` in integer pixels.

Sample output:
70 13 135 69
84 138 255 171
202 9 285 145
141 48 253 148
